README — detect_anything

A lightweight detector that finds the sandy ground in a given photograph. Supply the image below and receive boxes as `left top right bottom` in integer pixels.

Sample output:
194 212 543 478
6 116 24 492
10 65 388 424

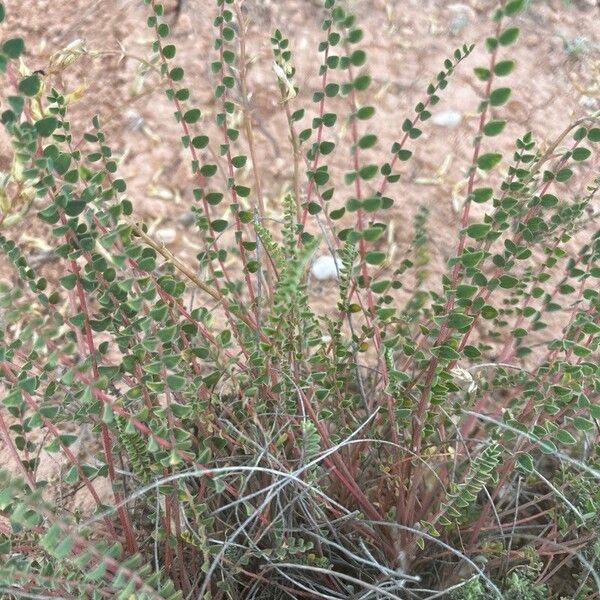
0 0 599 508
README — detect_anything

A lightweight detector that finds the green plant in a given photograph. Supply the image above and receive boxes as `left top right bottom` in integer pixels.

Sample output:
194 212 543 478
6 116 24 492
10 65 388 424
504 566 548 600
0 0 599 598
452 575 487 600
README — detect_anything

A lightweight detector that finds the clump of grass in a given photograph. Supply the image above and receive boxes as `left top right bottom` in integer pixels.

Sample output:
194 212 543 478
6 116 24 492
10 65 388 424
0 0 599 598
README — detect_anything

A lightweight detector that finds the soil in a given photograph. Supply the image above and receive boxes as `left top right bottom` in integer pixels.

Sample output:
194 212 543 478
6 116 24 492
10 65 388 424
0 0 599 509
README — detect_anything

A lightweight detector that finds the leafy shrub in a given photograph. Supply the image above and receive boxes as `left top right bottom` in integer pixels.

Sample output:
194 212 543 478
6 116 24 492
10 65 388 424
0 0 599 598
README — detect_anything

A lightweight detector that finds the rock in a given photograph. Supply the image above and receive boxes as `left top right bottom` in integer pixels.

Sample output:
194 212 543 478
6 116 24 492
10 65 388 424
447 3 474 36
431 110 462 128
125 109 144 131
579 95 599 112
311 254 341 281
177 211 195 227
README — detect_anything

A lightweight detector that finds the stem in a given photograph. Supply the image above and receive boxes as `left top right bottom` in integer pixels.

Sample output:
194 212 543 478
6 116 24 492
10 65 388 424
299 23 333 232
233 2 274 302
59 210 138 554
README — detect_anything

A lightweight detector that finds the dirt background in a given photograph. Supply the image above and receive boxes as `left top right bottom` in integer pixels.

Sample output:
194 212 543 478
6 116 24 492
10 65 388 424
0 0 599 509
1 0 598 273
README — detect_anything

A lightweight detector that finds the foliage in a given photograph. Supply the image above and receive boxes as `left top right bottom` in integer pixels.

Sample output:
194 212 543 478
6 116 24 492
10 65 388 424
0 0 599 598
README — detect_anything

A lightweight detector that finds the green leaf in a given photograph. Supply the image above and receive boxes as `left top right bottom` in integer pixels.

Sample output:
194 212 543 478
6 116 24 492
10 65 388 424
7 95 24 116
504 0 525 16
52 533 75 559
573 417 594 431
432 345 461 361
170 66 184 81
64 200 86 217
358 134 377 149
102 403 114 424
291 108 304 122
493 60 514 76
64 465 78 484
2 37 24 59
85 561 107 581
587 128 600 142
466 223 491 239
447 312 474 329
485 37 498 52
175 88 190 102
167 374 185 391
456 284 477 298
489 87 511 106
200 164 217 177
499 275 518 289
517 453 534 473
356 106 375 120
313 170 329 185
235 185 251 197
59 274 77 290
473 67 491 81
480 305 498 319
20 376 38 394
319 141 335 154
324 83 339 97
353 74 371 90
362 197 381 212
350 49 367 66
183 109 201 124
231 155 247 168
359 165 378 180
35 117 58 137
365 251 386 265
498 27 520 46
18 75 41 97
377 308 396 320
483 120 506 137
540 194 558 207
556 430 576 445
556 168 573 182
572 147 591 161
53 154 71 175
192 135 209 149
471 187 493 204
211 219 228 232
320 113 337 127
163 44 176 59
477 153 502 170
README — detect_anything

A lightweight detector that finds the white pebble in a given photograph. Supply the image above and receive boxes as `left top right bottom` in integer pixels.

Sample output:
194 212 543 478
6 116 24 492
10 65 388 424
156 227 177 244
125 109 144 131
580 95 599 112
431 110 462 128
448 3 474 36
311 254 341 281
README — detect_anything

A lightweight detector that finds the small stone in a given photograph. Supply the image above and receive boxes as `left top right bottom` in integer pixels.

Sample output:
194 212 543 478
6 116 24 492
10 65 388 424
431 110 462 128
177 211 195 227
447 3 473 36
311 254 340 281
125 109 144 131
156 227 177 244
579 95 599 112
